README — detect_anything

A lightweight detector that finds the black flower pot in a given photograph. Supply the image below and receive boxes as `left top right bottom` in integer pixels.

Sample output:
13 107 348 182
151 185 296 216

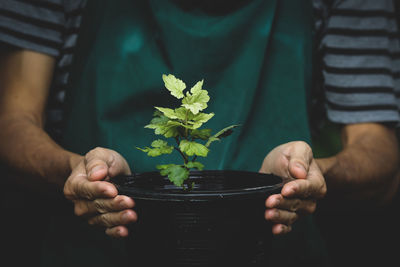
112 170 283 267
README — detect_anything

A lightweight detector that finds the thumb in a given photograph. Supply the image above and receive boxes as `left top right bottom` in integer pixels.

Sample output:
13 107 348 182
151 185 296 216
287 141 313 179
85 147 131 181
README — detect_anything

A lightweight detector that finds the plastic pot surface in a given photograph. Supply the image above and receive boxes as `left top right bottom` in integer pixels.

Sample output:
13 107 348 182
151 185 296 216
112 170 283 267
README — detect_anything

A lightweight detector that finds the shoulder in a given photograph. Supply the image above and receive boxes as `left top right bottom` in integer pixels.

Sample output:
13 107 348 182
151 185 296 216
319 0 400 126
0 0 86 57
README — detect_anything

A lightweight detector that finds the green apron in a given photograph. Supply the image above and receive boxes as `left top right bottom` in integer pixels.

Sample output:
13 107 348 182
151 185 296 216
42 0 329 266
62 0 313 172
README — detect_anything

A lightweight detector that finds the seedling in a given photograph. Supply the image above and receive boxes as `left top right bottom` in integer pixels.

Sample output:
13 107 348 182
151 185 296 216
137 74 238 189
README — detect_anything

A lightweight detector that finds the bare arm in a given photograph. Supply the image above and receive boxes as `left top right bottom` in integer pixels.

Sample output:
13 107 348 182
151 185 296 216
262 123 398 234
0 47 82 191
0 48 136 236
316 123 399 208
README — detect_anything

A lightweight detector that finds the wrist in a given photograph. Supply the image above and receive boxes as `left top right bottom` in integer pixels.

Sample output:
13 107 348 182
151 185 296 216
315 157 336 177
68 153 84 172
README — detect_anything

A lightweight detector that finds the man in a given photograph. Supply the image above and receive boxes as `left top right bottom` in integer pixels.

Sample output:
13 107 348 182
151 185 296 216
0 0 398 266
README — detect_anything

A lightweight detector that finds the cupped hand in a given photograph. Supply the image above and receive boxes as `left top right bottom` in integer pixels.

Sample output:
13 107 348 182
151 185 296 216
259 141 327 235
63 147 136 238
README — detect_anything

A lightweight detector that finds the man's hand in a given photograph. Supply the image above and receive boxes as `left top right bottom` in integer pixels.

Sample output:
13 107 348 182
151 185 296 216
64 147 137 238
259 141 327 235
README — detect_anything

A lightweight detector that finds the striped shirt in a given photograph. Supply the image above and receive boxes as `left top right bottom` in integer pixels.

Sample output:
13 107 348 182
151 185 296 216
317 0 400 125
0 0 399 143
0 0 86 142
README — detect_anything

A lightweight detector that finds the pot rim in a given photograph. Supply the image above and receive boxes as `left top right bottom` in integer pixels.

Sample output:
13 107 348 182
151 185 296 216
112 170 284 202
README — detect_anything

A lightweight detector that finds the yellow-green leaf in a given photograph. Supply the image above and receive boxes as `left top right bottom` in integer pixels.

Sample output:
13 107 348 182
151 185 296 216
154 107 177 119
179 140 209 157
206 124 240 147
162 74 186 99
191 112 214 124
157 164 189 187
145 122 180 138
191 129 212 140
185 161 204 170
190 80 203 94
136 139 173 157
181 80 210 114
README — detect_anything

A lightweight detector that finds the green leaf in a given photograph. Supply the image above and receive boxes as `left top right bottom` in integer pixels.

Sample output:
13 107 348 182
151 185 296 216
159 124 180 138
205 124 240 147
181 80 209 114
153 110 163 117
179 140 209 157
151 139 169 148
190 112 214 124
190 80 203 94
149 114 169 125
205 137 220 147
174 107 189 120
185 161 204 170
145 124 179 138
155 107 188 121
136 139 174 157
181 103 203 115
167 120 198 130
162 74 186 99
157 164 189 187
190 128 212 140
154 107 177 119
135 146 162 157
214 124 240 138
145 115 180 138
156 164 175 171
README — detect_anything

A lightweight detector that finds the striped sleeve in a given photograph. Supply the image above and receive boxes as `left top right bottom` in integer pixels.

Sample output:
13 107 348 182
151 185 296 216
0 0 66 56
0 0 86 142
321 0 400 125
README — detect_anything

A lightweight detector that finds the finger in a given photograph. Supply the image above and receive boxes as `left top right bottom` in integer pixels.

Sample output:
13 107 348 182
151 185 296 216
74 195 135 216
85 148 111 181
259 141 313 180
259 149 290 178
105 226 130 238
85 147 131 181
88 209 137 228
86 161 109 181
265 208 298 225
267 196 317 214
71 179 118 200
281 162 326 199
272 224 292 235
107 152 131 177
286 141 313 179
265 194 282 208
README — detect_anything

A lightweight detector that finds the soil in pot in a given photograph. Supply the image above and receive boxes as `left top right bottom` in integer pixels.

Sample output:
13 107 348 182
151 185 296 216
112 170 283 267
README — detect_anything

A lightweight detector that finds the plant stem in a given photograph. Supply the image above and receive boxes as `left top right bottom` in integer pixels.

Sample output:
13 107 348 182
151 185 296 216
185 109 189 139
174 147 188 164
174 136 186 163
174 136 180 145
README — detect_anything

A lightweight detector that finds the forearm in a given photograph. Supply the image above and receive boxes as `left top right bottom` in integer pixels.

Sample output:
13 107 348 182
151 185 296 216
0 48 82 192
316 123 399 207
0 112 82 190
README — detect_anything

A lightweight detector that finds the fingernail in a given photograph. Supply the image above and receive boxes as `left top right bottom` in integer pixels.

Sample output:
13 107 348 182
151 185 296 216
122 211 131 222
119 199 130 209
295 163 306 172
102 187 113 196
283 186 295 196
